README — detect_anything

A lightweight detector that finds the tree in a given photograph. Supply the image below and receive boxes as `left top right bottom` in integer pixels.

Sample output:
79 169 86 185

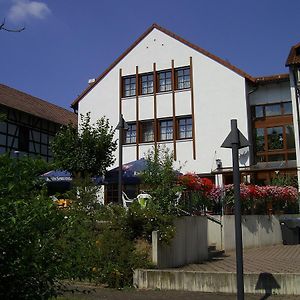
141 146 181 214
51 113 117 178
0 155 66 299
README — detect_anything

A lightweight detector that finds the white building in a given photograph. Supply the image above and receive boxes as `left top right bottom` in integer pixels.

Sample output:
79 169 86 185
71 24 297 200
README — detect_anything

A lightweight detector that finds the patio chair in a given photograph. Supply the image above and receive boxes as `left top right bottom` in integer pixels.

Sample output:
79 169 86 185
137 192 152 208
122 191 135 210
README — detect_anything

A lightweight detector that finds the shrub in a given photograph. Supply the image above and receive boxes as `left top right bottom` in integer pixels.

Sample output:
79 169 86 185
140 146 182 214
0 155 66 300
207 184 299 214
178 173 215 213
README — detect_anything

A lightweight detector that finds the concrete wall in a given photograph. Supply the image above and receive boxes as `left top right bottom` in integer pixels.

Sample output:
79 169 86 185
134 269 300 295
207 214 300 252
152 216 208 268
207 215 223 250
223 215 283 251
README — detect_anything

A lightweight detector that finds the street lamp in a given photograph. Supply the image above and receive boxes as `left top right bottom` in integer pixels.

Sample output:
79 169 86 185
116 113 128 205
222 119 249 300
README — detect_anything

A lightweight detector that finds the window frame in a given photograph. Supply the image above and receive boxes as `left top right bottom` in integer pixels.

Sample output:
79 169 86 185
139 73 154 95
175 67 191 90
177 116 193 140
157 70 172 93
122 75 136 98
139 120 155 143
252 102 293 119
158 119 173 141
124 122 137 144
254 124 296 163
252 101 295 163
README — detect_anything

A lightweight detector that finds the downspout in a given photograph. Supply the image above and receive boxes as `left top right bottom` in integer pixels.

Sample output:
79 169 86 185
246 82 258 169
291 67 300 151
290 66 300 194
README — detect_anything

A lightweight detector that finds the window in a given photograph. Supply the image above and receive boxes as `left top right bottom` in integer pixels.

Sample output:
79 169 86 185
18 126 29 152
255 128 265 152
254 126 295 162
253 102 293 119
158 70 172 92
140 121 154 142
286 125 295 149
267 127 283 150
140 73 153 95
123 76 136 97
255 106 264 118
176 67 190 90
283 102 293 115
265 104 281 117
159 119 173 141
177 117 192 139
106 184 118 203
252 101 295 162
124 123 136 144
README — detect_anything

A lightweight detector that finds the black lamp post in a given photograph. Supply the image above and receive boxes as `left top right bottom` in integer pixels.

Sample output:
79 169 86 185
116 113 128 205
222 119 249 300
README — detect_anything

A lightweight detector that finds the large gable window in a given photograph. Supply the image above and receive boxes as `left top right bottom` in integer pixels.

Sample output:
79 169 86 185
123 76 136 97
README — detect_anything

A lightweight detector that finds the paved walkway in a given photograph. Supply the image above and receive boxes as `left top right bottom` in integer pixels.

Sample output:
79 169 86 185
62 287 300 300
179 244 300 273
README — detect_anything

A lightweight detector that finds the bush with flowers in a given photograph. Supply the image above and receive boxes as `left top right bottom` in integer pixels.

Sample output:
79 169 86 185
205 184 299 215
176 171 299 215
178 173 215 214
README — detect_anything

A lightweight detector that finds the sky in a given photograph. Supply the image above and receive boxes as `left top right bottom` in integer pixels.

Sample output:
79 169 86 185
1 0 300 111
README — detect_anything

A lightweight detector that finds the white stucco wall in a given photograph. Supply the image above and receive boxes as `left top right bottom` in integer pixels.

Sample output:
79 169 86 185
78 28 249 174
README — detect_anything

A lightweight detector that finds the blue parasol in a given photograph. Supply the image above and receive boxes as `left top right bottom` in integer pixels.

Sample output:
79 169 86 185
41 170 72 182
105 158 148 184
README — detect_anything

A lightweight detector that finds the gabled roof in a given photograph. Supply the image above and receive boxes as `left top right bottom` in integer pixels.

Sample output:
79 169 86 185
286 42 300 66
71 23 255 109
0 84 77 126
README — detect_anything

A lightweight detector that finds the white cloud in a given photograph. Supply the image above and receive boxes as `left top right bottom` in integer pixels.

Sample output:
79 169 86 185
7 0 51 23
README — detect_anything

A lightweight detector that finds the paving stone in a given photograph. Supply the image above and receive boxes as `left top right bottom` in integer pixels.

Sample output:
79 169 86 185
177 244 300 274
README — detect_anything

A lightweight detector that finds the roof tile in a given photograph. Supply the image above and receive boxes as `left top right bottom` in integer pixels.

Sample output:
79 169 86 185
0 84 77 126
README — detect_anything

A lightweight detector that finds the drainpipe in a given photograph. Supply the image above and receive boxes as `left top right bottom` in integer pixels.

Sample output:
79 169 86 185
290 67 300 194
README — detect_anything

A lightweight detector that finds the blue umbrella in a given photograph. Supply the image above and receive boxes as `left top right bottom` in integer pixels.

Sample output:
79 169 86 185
41 170 104 184
41 170 72 182
105 158 147 184
41 170 72 194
